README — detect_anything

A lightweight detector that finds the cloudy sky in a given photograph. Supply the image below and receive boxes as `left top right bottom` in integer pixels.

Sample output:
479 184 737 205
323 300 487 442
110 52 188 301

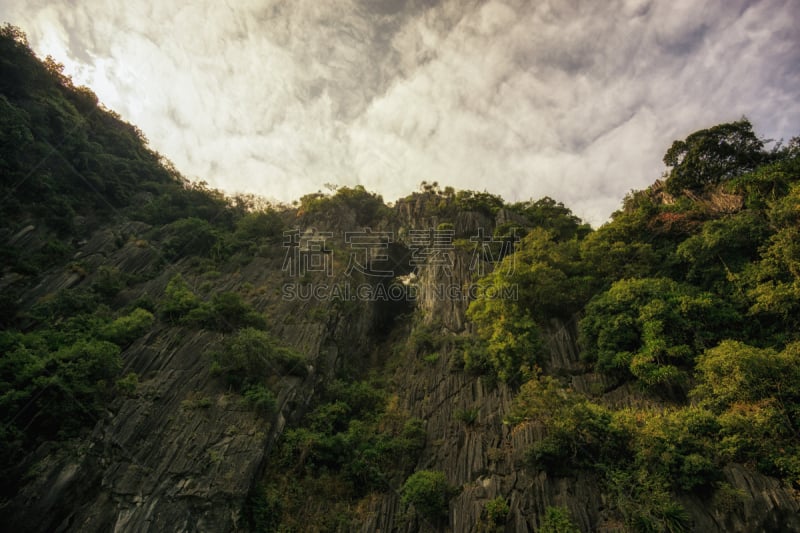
2 0 799 226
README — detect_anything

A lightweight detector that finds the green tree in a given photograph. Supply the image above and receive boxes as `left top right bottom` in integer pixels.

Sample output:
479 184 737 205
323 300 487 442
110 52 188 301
579 278 740 389
162 217 220 259
692 341 800 484
159 274 199 322
511 196 590 241
664 119 765 194
676 210 769 290
693 340 800 412
467 228 596 383
400 470 459 523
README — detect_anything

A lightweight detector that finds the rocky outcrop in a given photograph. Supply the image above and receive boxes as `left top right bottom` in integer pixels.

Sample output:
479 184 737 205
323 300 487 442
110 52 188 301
6 205 799 533
358 244 800 532
2 218 385 532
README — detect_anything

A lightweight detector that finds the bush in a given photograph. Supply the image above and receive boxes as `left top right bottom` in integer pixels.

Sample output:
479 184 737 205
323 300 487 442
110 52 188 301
91 265 129 298
212 327 306 389
538 506 580 533
116 372 138 396
482 496 510 529
162 216 220 259
243 384 277 416
400 470 459 523
455 407 479 426
101 307 154 345
159 274 200 322
234 209 284 244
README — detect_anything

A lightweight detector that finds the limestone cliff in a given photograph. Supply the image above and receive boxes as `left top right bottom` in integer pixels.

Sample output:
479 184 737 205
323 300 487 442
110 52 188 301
5 196 800 533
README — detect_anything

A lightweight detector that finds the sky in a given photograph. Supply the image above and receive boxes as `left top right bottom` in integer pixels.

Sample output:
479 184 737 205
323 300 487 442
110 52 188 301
2 0 799 226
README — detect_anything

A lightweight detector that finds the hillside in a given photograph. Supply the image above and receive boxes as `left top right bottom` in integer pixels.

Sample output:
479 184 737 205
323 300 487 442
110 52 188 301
2 24 800 532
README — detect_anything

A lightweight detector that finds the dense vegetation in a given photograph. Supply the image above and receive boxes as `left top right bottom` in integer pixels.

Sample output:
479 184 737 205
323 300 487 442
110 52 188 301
2 22 800 532
0 24 293 500
472 119 800 530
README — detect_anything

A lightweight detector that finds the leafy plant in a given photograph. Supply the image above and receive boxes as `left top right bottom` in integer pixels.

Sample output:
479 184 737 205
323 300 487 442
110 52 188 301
211 327 306 389
482 496 510 530
400 470 459 523
538 506 580 533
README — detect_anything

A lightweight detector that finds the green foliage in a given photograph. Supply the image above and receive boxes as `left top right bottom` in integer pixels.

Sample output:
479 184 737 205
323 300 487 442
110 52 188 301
0 327 123 478
738 177 800 334
247 484 285 532
183 291 266 332
423 352 440 364
455 407 480 426
579 200 666 281
162 217 221 259
91 266 130 299
579 277 740 390
606 469 691 533
0 24 248 246
464 300 538 383
299 185 388 226
181 396 213 410
159 274 200 322
159 275 265 331
693 340 800 410
454 190 504 217
270 381 425 521
664 119 765 194
505 370 573 426
692 341 800 483
233 208 284 253
30 288 100 323
510 196 591 241
212 327 306 389
408 320 445 354
526 399 625 475
624 407 721 491
116 372 138 396
482 496 510 530
466 228 599 383
400 470 459 522
100 308 154 345
464 229 594 383
676 210 769 290
538 506 580 533
507 371 721 526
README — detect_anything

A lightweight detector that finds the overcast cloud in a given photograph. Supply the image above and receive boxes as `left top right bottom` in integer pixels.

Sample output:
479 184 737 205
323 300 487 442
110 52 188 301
2 0 799 226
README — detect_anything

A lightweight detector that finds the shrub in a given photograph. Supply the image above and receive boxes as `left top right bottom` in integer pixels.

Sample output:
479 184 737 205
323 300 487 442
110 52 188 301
482 496 510 529
538 506 580 533
243 384 277 416
101 307 154 345
455 407 479 426
400 470 459 523
162 216 220 259
116 372 138 396
212 327 306 389
159 274 199 322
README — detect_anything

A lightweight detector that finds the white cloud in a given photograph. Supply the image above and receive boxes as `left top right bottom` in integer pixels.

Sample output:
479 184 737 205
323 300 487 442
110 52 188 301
1 0 798 226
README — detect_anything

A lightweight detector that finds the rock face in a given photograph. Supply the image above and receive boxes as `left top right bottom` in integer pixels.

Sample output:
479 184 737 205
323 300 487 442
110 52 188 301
361 315 800 532
1 218 385 532
5 204 800 533
356 212 800 532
